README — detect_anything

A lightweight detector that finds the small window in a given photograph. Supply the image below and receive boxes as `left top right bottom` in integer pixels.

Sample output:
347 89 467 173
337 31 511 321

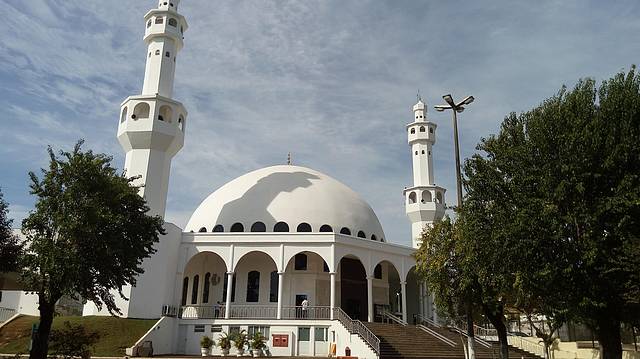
230 223 244 232
198 227 207 233
211 325 222 333
120 107 127 123
415 151 418 155
429 151 431 155
165 51 170 57
408 191 417 204
339 227 351 235
147 19 152 28
274 222 289 232
357 230 366 238
246 271 260 302
429 127 434 133
155 17 164 24
251 222 266 232
213 224 224 232
191 275 199 304
168 18 178 27
269 271 278 302
248 326 270 338
298 327 310 341
296 223 312 232
436 192 443 204
422 150 425 154
319 224 333 232
410 128 416 134
155 49 160 55
419 126 426 132
371 234 377 241
181 26 184 34
374 264 382 279
194 325 205 333
202 273 211 303
294 253 308 270
315 327 328 341
148 52 151 58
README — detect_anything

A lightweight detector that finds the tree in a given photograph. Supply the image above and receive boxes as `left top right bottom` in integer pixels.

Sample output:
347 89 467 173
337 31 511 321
21 141 165 359
0 188 22 273
49 321 100 359
460 66 640 359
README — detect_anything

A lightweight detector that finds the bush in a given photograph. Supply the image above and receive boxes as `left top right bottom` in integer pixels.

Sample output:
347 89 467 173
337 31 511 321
49 321 100 359
200 336 214 349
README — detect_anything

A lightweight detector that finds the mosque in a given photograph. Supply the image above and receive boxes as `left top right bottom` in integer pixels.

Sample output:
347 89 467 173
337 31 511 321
2 1 449 357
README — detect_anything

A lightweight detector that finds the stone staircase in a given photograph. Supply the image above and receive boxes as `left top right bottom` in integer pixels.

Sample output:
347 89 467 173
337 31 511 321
364 322 542 359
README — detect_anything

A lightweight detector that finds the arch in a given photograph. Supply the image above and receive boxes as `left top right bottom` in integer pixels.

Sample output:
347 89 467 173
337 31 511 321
168 18 178 27
233 251 278 303
408 191 417 204
273 221 289 232
191 274 199 304
230 222 244 232
132 102 150 120
405 266 421 322
283 250 332 305
296 222 312 232
246 270 260 302
120 107 127 123
357 230 366 238
371 234 377 241
436 192 443 204
198 227 207 233
183 251 229 306
283 248 333 273
338 255 368 320
213 224 224 232
374 264 382 279
319 224 333 232
410 128 416 134
181 277 189 306
178 115 185 131
422 190 432 203
250 221 266 232
419 126 426 132
294 253 307 270
202 272 211 303
339 227 351 235
429 127 434 134
158 104 173 122
155 16 164 24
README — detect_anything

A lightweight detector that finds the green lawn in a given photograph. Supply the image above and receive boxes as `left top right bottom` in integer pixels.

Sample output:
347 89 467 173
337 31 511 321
0 315 157 356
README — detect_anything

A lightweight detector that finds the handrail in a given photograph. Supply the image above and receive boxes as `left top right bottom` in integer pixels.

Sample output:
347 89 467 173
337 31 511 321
447 325 493 348
0 307 16 323
333 307 380 355
281 306 332 320
415 313 441 328
416 324 457 347
381 310 407 326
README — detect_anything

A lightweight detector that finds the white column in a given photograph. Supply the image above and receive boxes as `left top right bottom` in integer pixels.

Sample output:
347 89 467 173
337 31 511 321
224 272 233 319
277 272 284 319
400 281 408 323
330 272 336 320
367 276 374 322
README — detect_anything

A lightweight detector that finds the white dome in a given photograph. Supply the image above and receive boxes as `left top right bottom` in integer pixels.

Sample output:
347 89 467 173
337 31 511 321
185 165 385 241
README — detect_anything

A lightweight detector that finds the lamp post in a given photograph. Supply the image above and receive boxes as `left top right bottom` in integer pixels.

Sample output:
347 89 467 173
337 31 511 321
434 93 475 359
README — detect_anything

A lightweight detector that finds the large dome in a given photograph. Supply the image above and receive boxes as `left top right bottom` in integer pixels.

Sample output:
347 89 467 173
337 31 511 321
185 165 386 241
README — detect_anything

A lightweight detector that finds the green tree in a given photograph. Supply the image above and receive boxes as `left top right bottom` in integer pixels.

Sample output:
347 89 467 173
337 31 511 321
21 141 165 359
49 321 100 359
0 188 22 273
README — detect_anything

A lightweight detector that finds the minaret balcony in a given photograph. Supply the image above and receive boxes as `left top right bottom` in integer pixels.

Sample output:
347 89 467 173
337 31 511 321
404 185 446 212
407 122 436 144
144 10 188 48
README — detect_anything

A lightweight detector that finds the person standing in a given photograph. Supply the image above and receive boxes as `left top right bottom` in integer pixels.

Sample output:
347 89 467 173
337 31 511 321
301 298 309 319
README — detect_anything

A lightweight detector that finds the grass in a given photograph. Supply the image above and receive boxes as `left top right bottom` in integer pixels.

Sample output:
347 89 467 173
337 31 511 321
0 315 157 356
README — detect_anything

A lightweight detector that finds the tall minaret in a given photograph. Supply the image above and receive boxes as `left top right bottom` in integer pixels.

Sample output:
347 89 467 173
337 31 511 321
117 0 188 218
404 96 446 248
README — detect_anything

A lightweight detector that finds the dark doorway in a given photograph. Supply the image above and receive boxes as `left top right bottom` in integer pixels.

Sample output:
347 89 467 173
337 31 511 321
339 257 367 320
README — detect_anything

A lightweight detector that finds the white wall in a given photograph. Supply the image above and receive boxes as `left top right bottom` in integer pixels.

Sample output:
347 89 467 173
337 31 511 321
0 291 39 316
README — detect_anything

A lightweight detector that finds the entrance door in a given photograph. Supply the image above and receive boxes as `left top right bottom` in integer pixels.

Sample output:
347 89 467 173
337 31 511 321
177 325 187 354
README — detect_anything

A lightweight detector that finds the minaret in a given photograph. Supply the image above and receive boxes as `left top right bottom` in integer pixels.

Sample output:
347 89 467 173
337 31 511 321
404 97 446 248
117 0 188 218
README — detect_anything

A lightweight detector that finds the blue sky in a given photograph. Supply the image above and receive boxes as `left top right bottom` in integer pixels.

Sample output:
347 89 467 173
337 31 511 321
0 0 638 246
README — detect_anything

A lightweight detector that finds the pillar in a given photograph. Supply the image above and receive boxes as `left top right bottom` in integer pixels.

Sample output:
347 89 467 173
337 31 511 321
224 272 233 319
400 281 407 323
367 276 374 322
277 272 284 319
330 272 336 320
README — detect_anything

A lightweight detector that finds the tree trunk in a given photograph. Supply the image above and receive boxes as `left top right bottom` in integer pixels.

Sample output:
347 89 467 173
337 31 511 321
484 306 509 359
466 303 476 359
596 317 622 359
29 300 55 359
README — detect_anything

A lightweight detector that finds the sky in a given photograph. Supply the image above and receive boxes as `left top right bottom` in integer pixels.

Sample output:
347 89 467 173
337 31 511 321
0 0 638 246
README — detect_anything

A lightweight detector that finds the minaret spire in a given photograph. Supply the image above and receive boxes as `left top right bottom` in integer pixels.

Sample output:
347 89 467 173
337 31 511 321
404 97 446 248
116 0 189 218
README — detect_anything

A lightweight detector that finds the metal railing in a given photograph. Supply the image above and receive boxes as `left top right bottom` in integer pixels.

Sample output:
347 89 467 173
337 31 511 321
448 324 493 348
507 336 546 357
414 313 442 328
179 305 224 319
0 307 16 323
229 305 277 319
281 306 331 320
333 307 380 355
381 310 407 325
179 305 332 320
416 324 457 347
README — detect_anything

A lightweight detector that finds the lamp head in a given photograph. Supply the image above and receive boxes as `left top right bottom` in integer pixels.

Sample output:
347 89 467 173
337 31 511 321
434 105 448 112
443 94 455 107
461 96 475 105
456 106 465 113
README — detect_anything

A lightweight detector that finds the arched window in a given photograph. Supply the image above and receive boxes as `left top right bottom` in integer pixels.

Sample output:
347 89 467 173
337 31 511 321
339 227 351 235
178 116 185 131
429 127 434 134
415 151 418 155
419 126 426 132
296 223 312 232
132 102 150 120
168 18 178 27
269 271 278 302
198 227 207 233
422 190 433 203
155 16 164 24
246 271 260 302
323 261 330 272
380 238 385 242
251 222 266 232
410 128 416 134
213 224 224 232
223 274 236 302
274 222 289 232
155 49 160 56
191 275 199 304
319 224 333 232
421 150 425 154
147 19 152 28
294 253 308 270
371 234 377 241
120 107 127 123
181 277 189 306
408 191 417 204
202 273 211 303
357 231 366 238
374 264 382 279
230 223 244 232
436 192 443 204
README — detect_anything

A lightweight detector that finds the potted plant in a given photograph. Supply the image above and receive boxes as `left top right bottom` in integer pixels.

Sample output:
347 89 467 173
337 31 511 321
217 332 231 357
231 330 248 357
200 336 214 356
250 332 266 357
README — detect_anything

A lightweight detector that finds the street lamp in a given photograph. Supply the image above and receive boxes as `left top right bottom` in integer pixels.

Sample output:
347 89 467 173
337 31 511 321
434 94 474 210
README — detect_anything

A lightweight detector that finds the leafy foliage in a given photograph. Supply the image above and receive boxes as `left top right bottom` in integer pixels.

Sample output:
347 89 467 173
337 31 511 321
0 188 22 273
49 321 100 359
